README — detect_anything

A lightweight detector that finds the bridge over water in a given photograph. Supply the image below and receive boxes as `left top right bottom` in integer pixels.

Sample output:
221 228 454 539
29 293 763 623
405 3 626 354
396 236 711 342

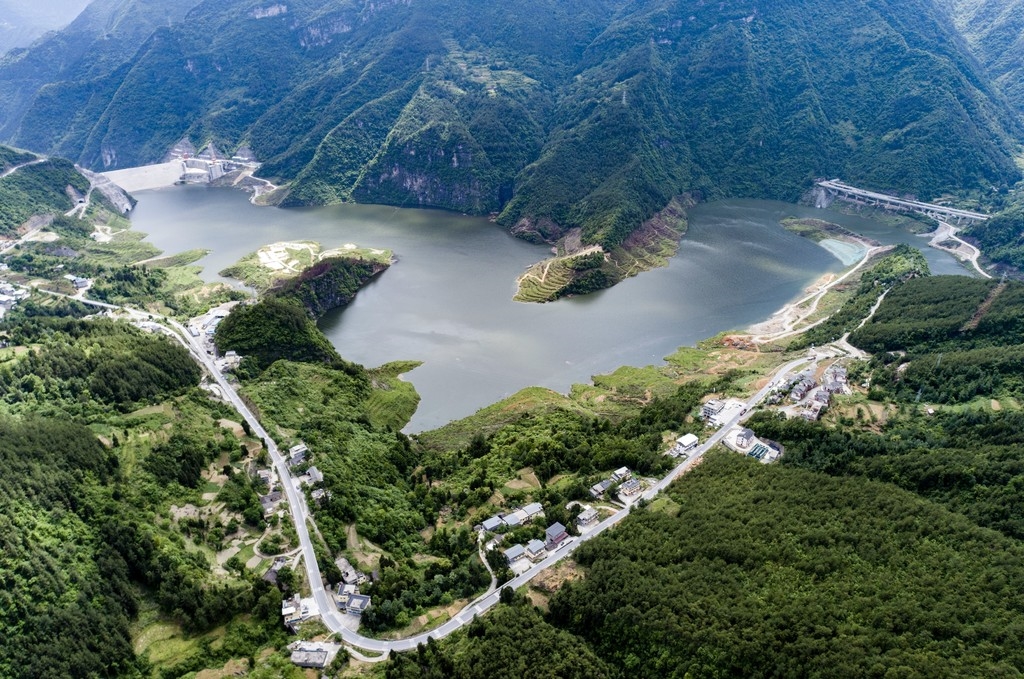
817 180 988 225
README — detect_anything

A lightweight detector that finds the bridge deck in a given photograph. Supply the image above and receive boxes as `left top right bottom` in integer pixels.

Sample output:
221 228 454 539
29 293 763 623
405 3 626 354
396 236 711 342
818 180 988 221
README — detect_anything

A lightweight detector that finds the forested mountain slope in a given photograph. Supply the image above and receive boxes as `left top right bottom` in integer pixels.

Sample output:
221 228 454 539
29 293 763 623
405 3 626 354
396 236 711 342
941 0 1024 117
0 0 202 147
388 453 1024 678
1 0 1021 251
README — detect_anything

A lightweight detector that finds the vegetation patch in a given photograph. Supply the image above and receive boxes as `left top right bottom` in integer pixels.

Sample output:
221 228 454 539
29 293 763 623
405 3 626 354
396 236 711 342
221 241 391 294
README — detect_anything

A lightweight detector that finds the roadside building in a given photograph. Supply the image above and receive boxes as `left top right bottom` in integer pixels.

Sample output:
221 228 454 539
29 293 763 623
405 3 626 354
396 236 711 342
290 649 328 669
702 399 725 420
504 544 526 564
336 583 357 605
526 539 547 562
307 466 324 484
288 642 342 670
619 478 642 497
735 428 755 449
346 594 371 615
677 433 699 450
577 506 598 529
288 444 308 467
545 522 569 550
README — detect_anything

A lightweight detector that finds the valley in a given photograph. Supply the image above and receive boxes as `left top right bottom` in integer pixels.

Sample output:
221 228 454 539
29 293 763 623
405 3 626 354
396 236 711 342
3 0 1024 676
3 152 1024 677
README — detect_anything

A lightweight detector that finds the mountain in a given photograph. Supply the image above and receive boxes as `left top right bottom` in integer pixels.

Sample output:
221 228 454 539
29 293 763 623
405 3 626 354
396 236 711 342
940 0 1024 118
1 0 1022 254
0 0 91 55
0 0 202 148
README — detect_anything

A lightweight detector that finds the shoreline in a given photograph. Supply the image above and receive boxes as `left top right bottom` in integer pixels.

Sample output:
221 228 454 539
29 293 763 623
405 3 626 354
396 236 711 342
745 240 891 343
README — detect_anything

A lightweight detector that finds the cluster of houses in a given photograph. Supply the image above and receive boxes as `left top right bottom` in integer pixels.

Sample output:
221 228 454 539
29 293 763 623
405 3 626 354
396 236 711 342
777 364 851 421
477 502 545 533
0 280 30 319
331 558 371 615
257 442 330 516
589 467 642 500
502 522 571 567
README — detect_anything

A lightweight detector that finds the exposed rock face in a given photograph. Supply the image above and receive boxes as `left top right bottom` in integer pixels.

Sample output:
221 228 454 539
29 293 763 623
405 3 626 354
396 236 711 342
812 186 834 209
78 167 136 214
508 216 567 245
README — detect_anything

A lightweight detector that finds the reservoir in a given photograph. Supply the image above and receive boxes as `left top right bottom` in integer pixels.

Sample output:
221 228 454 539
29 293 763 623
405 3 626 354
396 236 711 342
129 187 968 431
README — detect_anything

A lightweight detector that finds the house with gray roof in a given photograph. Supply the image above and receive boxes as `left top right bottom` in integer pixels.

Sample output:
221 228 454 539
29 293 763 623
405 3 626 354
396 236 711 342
590 479 613 498
619 478 642 497
502 512 523 528
504 544 526 564
345 594 371 615
482 516 504 532
545 522 569 550
522 502 544 520
577 506 598 528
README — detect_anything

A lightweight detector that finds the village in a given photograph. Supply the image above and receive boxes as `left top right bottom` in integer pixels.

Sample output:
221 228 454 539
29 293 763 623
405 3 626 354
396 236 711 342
232 345 853 670
96 293 860 672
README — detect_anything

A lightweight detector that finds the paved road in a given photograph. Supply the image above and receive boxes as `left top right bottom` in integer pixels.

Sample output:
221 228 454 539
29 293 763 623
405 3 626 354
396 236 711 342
818 180 988 222
929 220 991 279
0 156 47 179
36 291 813 657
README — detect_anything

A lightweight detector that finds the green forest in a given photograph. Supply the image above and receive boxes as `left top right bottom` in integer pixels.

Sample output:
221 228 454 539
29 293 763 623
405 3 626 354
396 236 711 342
0 157 88 233
850 275 1024 403
384 453 1024 678
0 316 290 678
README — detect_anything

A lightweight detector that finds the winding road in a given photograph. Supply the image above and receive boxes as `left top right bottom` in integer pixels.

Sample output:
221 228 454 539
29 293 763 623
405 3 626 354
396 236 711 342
929 220 991 279
751 243 892 344
0 156 47 179
38 290 811 658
